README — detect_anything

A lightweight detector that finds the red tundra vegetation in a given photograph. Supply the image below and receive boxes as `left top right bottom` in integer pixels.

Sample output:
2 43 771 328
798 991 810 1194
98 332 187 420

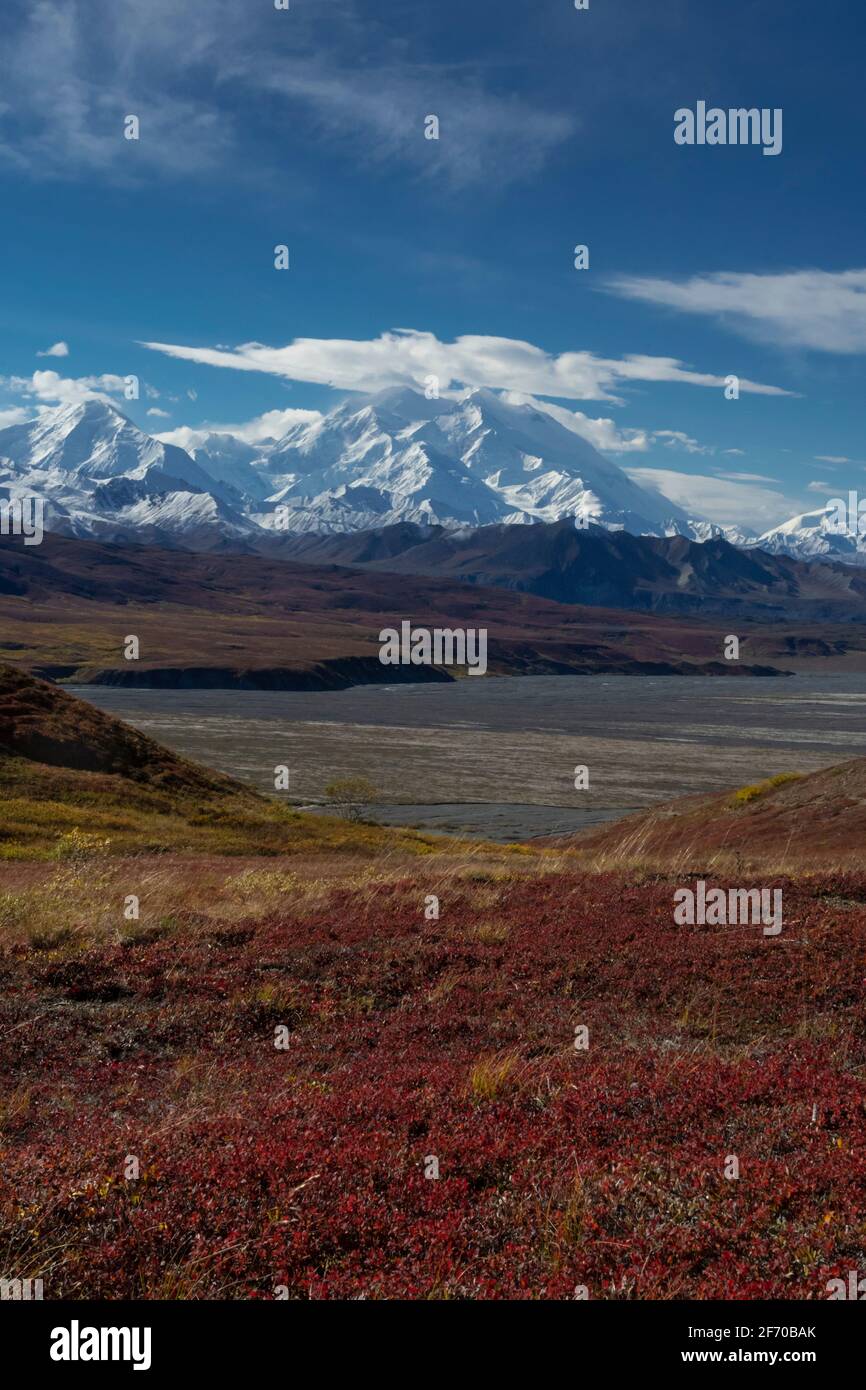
1 858 865 1299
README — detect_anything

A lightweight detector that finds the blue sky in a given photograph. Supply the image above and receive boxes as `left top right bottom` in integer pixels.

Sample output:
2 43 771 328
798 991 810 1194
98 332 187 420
0 0 864 528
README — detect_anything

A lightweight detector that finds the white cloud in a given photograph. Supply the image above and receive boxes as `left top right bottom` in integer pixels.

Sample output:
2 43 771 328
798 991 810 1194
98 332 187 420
146 406 170 418
36 341 69 358
249 60 574 191
714 471 778 483
3 370 127 406
505 393 722 456
156 408 321 450
0 1 236 183
653 429 710 455
606 269 866 353
807 480 833 492
154 426 215 452
141 329 790 404
626 466 800 530
0 406 31 428
502 393 651 451
815 454 864 465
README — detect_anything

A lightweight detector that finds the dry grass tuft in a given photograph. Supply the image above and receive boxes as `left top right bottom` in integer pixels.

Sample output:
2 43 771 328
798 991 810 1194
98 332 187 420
468 1052 520 1102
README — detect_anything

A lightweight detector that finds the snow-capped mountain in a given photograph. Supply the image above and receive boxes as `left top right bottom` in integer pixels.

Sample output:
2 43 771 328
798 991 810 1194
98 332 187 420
159 428 274 505
0 400 253 547
5 388 837 562
252 386 700 536
0 399 224 493
750 503 866 568
0 388 717 547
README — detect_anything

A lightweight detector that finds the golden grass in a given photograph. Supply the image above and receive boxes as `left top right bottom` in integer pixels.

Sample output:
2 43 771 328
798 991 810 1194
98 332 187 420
0 753 469 863
468 920 512 944
557 1171 587 1248
468 1052 520 1103
0 839 554 953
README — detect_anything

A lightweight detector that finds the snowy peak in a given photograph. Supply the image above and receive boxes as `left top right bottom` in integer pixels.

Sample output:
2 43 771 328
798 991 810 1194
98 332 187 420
0 388 715 549
255 385 700 536
1 398 218 494
9 399 160 477
0 399 255 549
178 432 273 504
753 503 866 567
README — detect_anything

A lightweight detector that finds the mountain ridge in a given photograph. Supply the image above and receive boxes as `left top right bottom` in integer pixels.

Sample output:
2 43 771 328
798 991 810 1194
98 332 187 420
0 390 708 545
0 531 810 686
267 516 866 622
0 389 856 566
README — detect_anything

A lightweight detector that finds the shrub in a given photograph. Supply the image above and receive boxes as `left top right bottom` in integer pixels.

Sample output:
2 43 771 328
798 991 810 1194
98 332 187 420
323 777 380 822
731 772 803 805
50 828 113 861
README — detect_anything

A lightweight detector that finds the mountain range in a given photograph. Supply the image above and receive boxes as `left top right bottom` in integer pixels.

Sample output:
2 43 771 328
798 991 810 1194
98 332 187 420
0 386 861 566
271 518 866 620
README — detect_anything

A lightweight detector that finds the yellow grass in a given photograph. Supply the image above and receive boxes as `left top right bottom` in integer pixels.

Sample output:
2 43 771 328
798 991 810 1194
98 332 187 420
468 1052 519 1102
730 772 804 805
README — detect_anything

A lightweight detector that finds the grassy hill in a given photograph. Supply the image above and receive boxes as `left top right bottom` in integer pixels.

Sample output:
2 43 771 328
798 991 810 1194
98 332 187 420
557 760 866 873
0 664 451 860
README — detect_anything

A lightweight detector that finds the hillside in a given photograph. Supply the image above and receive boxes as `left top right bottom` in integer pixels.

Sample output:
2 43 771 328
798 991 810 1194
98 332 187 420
0 665 447 860
0 662 242 792
556 759 866 872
